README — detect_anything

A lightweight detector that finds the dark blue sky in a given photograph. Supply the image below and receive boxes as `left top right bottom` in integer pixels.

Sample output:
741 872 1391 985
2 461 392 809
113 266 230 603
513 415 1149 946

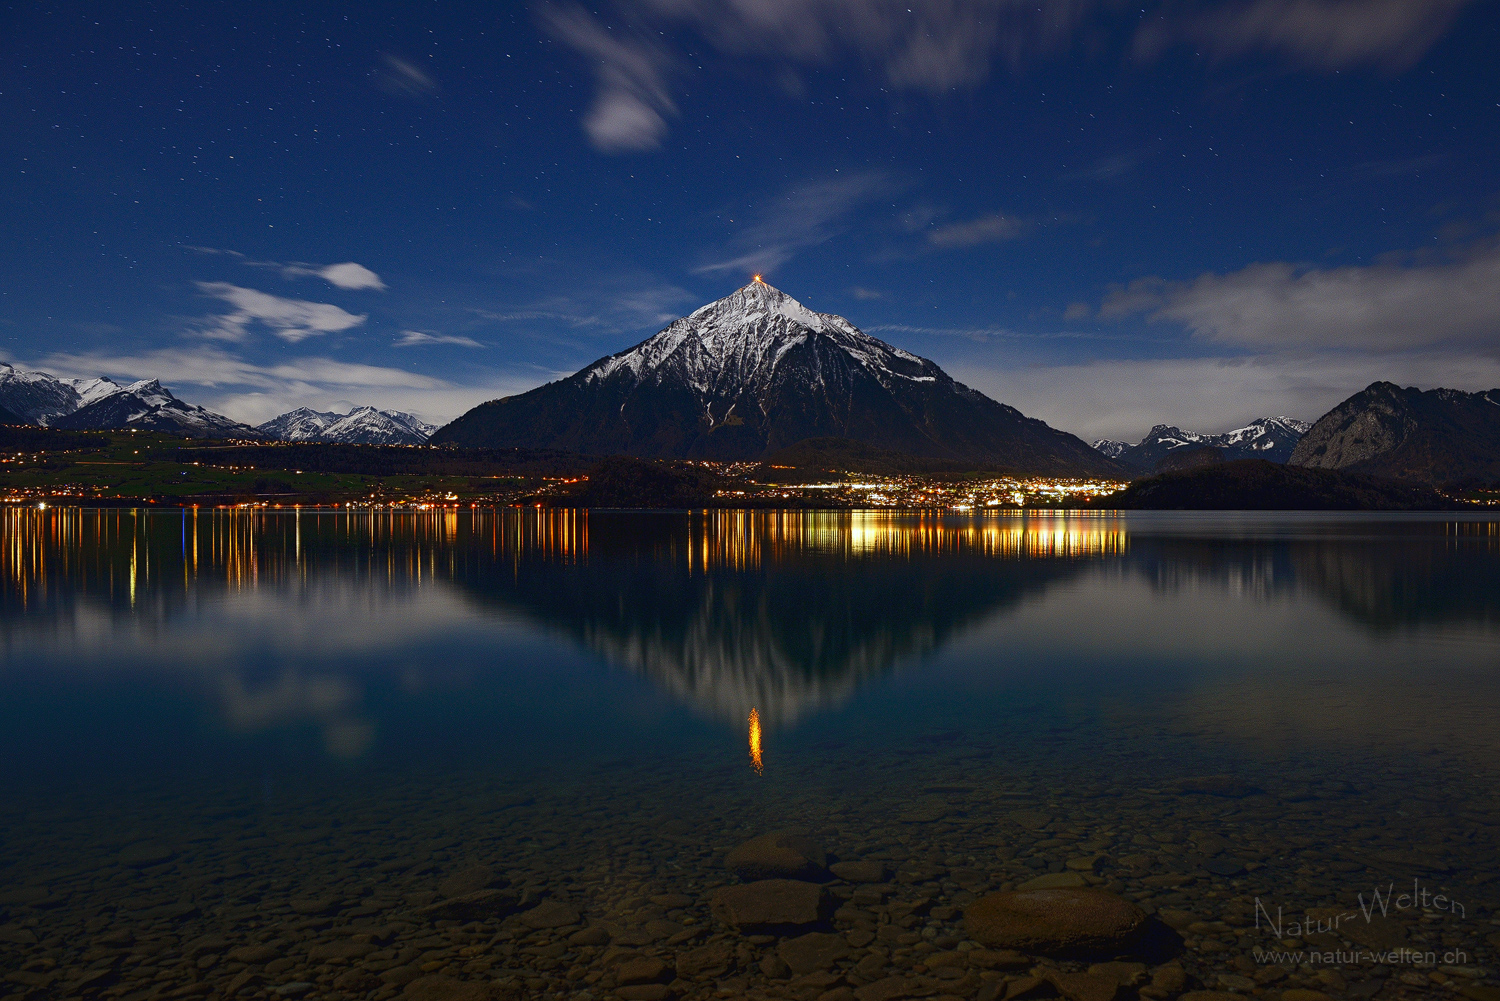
2 0 1497 440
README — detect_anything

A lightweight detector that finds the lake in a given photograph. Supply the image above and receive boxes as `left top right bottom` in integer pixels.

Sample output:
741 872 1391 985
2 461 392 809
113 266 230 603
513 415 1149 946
2 507 1498 1001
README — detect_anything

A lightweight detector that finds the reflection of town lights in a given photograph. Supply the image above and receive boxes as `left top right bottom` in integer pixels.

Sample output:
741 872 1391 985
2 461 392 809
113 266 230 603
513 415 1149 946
748 707 763 775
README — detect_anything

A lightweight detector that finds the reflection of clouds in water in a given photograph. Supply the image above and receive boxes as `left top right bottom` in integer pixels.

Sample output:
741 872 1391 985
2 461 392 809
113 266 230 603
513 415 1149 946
5 581 503 760
978 570 1500 762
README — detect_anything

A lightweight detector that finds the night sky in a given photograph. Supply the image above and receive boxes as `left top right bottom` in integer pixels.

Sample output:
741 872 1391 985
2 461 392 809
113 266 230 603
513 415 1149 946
2 1 1497 440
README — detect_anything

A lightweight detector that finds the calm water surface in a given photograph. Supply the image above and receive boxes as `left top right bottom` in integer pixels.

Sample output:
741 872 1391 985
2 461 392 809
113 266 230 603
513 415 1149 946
2 508 1498 1001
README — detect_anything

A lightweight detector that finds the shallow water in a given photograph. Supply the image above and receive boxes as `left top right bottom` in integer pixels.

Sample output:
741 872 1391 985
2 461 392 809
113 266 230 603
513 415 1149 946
2 508 1498 1001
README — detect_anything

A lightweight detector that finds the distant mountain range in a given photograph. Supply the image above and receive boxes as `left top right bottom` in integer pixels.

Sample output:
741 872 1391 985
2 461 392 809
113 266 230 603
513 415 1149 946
256 406 437 445
432 280 1122 476
0 361 435 444
1289 382 1500 483
0 361 261 438
1093 416 1311 471
51 379 261 438
0 362 129 424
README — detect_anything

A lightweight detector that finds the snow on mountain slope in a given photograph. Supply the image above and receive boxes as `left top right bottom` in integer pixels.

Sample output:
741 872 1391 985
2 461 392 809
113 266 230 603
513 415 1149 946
584 279 937 405
1095 416 1313 469
1090 439 1134 460
433 279 1124 476
257 407 339 441
257 405 436 445
52 379 260 438
0 363 83 424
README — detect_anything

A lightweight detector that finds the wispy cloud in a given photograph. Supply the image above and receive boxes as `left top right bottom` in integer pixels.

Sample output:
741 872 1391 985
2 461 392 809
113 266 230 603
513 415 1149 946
539 4 676 152
1134 0 1473 71
636 0 1097 88
867 324 1104 344
1100 237 1500 351
395 330 484 348
301 262 386 291
1059 150 1150 182
195 283 367 343
696 173 891 275
926 213 1027 249
544 2 1472 151
188 246 387 291
376 53 439 97
470 278 696 336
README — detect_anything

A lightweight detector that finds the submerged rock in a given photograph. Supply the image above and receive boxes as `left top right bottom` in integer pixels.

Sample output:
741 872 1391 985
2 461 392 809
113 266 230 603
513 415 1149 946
437 864 503 898
965 888 1146 954
725 831 828 881
829 860 887 883
777 931 850 975
518 899 580 928
415 887 519 922
710 879 825 930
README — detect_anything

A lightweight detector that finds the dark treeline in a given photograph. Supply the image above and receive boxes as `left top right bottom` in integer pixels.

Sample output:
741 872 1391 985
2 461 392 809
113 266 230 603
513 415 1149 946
176 443 593 477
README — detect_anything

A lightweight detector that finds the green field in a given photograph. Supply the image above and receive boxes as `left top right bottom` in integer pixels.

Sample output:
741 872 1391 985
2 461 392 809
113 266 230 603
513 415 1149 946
0 428 569 506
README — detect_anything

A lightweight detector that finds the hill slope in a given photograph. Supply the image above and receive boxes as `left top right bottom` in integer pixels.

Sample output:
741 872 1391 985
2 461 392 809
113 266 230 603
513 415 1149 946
1289 382 1500 483
433 280 1120 476
1105 459 1454 510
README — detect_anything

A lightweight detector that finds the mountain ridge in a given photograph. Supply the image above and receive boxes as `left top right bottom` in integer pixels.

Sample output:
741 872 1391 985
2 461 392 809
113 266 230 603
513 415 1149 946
1288 381 1500 483
257 406 437 445
1093 416 1310 470
51 379 263 439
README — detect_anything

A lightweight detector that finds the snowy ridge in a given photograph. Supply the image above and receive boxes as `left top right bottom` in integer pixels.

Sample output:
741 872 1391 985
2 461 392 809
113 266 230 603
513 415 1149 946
258 405 436 445
52 378 260 438
1091 439 1134 460
1095 416 1313 468
584 280 943 411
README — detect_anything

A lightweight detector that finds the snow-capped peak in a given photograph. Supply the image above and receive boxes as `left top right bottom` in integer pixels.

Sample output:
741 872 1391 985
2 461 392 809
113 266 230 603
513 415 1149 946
582 280 937 399
67 376 124 408
121 379 174 408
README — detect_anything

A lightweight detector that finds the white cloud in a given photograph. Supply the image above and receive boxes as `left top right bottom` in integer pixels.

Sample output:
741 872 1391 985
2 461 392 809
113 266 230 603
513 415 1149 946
695 173 891 275
926 213 1027 249
1134 0 1473 71
313 262 386 291
948 351 1500 443
396 330 485 348
195 283 367 343
1101 238 1500 351
188 246 386 291
543 1 1472 150
539 4 677 152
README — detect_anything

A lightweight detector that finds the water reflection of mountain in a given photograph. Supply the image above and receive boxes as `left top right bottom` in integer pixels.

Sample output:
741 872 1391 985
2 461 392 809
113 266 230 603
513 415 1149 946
1123 522 1500 634
3 509 1497 733
449 512 1107 723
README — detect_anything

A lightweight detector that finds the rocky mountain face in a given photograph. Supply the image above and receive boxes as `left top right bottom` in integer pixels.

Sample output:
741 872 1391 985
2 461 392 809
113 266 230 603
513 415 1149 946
1093 416 1311 471
1289 382 1500 483
257 406 436 445
50 379 261 439
433 280 1121 476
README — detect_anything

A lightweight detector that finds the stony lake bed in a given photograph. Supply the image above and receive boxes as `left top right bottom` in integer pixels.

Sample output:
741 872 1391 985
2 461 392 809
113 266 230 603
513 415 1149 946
2 508 1499 1001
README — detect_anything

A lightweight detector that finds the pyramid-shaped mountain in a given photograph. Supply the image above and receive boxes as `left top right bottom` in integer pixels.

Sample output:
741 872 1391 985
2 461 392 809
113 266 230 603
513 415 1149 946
433 280 1120 475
